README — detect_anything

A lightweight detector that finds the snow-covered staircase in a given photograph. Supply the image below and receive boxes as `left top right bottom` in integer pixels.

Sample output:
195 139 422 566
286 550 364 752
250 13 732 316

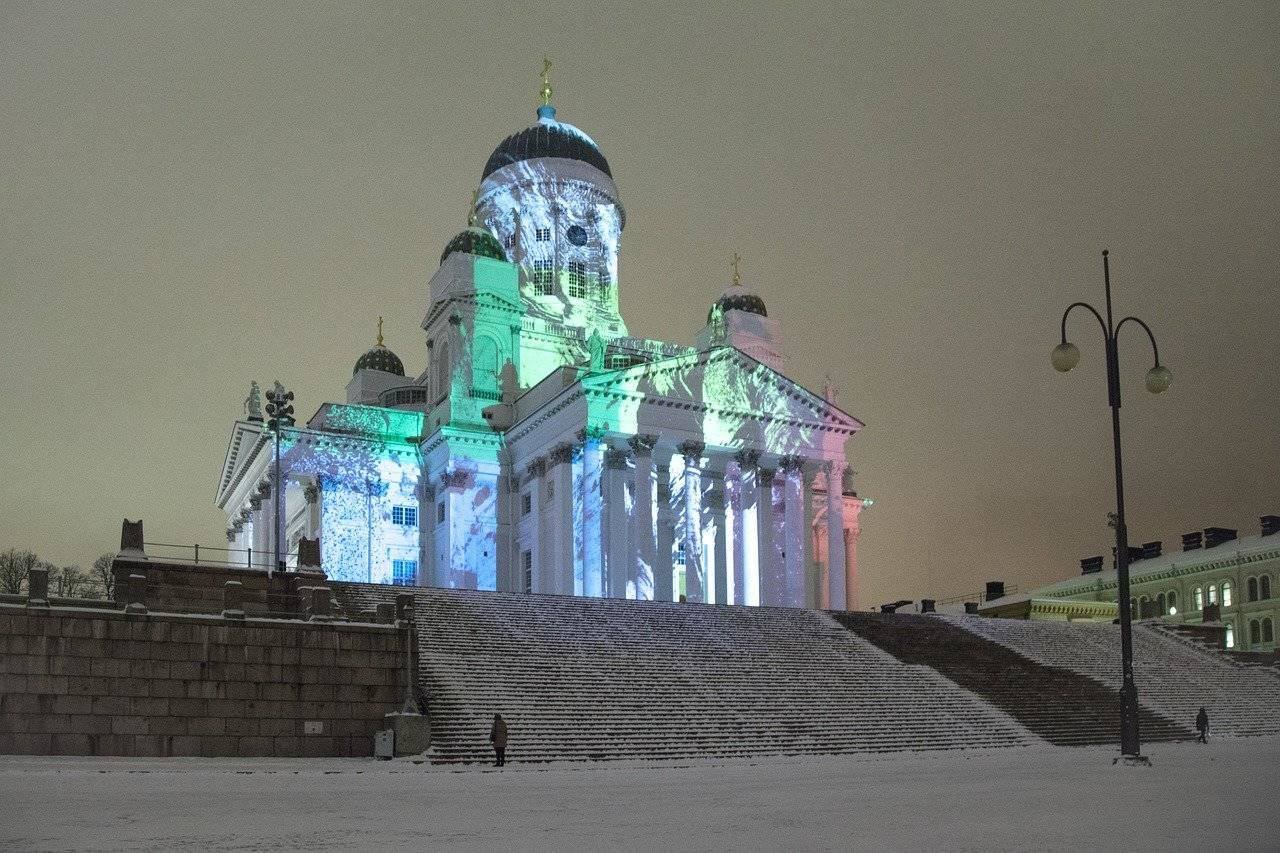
332 584 1038 763
948 616 1280 737
831 612 1193 745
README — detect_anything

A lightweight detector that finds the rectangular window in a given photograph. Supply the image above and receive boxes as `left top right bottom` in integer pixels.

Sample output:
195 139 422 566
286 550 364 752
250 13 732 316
391 505 418 527
521 492 532 516
392 559 417 586
532 260 554 295
597 269 611 302
567 261 587 299
504 234 515 249
535 227 551 242
522 550 533 594
437 502 446 524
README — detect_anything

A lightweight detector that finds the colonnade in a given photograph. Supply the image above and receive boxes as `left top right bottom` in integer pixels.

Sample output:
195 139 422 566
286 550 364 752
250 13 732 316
514 432 858 610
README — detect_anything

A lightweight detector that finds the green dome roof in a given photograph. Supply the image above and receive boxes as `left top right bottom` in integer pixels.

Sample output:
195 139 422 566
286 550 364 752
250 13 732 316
440 226 507 266
708 289 767 323
353 344 405 377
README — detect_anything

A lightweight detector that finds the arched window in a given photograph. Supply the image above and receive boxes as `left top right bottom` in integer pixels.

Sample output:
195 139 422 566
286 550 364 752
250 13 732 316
1168 590 1178 613
1157 593 1166 615
1194 587 1203 610
1250 620 1261 645
1262 575 1272 600
1248 577 1259 602
1222 581 1232 608
1225 622 1235 649
1208 584 1218 605
1265 618 1275 644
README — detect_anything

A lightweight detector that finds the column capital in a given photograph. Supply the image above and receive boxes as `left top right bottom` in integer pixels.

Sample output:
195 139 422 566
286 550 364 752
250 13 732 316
627 434 659 455
549 443 578 466
734 448 761 470
256 480 271 498
441 468 471 490
248 495 263 511
778 454 804 472
303 482 320 505
604 447 631 469
678 440 705 461
523 457 546 482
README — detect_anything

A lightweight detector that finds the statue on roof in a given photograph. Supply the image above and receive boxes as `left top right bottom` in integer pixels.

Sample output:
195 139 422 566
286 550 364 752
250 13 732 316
244 381 263 422
587 328 606 370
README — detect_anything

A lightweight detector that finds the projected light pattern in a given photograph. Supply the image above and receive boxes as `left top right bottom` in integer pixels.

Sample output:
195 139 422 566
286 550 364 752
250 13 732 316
217 97 866 610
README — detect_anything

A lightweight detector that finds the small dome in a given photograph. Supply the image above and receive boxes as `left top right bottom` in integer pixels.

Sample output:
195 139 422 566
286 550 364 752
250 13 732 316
708 287 767 323
440 226 507 266
483 116 612 181
353 345 405 377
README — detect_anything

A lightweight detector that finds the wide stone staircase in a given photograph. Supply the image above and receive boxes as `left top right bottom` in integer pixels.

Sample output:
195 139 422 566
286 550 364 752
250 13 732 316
950 616 1280 737
830 612 1193 746
332 584 1038 763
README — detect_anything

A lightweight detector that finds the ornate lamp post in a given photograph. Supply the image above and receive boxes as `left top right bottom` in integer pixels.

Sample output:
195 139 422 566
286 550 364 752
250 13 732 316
264 381 295 576
1052 249 1171 761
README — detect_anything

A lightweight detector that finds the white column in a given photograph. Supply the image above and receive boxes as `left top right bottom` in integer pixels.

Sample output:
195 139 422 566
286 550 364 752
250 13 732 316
781 457 809 608
549 442 577 596
710 480 728 606
604 446 631 598
654 451 675 602
801 463 819 608
732 450 759 606
825 461 848 610
756 464 779 605
249 492 268 568
580 434 605 598
495 450 516 593
627 435 657 600
843 467 863 611
679 441 705 603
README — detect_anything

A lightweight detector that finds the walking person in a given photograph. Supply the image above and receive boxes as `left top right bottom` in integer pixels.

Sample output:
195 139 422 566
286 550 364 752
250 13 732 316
489 713 508 767
1195 707 1209 743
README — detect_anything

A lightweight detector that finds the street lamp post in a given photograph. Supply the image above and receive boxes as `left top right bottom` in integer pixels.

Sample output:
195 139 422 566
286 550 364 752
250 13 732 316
264 381 296 577
1052 249 1171 761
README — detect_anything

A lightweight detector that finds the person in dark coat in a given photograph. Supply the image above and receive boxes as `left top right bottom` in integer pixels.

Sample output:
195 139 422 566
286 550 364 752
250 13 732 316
489 713 508 766
1195 707 1209 743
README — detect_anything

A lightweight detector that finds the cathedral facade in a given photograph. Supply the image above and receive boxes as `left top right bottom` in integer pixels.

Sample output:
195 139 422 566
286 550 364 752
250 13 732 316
215 74 868 610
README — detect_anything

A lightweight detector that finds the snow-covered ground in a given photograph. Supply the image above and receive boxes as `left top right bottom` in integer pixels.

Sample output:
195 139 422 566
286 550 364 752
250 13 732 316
3 739 1272 851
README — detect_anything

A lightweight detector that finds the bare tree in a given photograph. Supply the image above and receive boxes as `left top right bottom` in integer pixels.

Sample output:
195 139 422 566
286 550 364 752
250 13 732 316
0 549 39 594
92 553 116 599
57 564 90 598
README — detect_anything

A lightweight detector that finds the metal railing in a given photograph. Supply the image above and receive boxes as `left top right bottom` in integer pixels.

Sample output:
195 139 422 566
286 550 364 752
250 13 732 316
142 541 297 569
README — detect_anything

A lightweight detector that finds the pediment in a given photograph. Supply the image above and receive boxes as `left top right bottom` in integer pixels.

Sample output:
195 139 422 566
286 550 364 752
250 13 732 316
579 347 863 455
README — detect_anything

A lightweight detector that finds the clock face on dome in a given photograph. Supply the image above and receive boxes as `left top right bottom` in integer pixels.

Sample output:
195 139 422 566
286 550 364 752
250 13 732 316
566 224 588 246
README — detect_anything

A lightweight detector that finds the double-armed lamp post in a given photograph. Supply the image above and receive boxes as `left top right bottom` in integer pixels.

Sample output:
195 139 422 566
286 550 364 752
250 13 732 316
1051 249 1171 760
264 381 295 577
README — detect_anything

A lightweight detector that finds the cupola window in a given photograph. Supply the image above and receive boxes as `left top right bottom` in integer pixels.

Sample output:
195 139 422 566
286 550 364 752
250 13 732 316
532 260 554 295
567 261 588 298
535 227 552 242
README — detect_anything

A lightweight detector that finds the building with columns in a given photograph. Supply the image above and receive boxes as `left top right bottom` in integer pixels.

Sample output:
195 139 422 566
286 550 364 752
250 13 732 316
215 71 869 610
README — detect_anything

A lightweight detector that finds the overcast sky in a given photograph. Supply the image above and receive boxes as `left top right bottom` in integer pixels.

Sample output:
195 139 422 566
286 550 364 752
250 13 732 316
2 1 1276 605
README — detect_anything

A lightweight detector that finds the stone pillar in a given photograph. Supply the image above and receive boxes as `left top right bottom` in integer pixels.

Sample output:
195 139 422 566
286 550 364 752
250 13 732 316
604 446 631 599
824 460 848 610
755 465 779 605
781 457 807 608
678 441 706 603
249 493 268 568
549 442 577 597
580 435 605 598
303 480 321 539
732 450 760 606
709 480 728 606
627 435 657 600
843 467 862 611
654 450 675 602
801 462 819 608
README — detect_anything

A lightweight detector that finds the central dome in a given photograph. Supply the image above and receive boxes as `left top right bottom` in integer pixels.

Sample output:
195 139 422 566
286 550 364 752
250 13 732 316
482 111 612 181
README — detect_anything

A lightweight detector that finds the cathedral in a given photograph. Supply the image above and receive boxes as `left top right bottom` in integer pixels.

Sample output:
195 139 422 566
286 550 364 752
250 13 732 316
216 68 868 610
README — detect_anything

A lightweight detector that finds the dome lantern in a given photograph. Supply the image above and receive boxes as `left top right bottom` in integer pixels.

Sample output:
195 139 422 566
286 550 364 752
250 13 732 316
352 317 405 377
708 252 768 323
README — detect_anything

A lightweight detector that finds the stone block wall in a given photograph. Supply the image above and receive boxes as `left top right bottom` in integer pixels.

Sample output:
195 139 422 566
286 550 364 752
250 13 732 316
111 558 306 616
0 602 406 757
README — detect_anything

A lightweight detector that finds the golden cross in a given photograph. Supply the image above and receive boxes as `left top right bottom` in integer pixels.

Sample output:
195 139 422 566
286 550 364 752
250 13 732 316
376 316 384 346
540 57 553 106
731 252 741 286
